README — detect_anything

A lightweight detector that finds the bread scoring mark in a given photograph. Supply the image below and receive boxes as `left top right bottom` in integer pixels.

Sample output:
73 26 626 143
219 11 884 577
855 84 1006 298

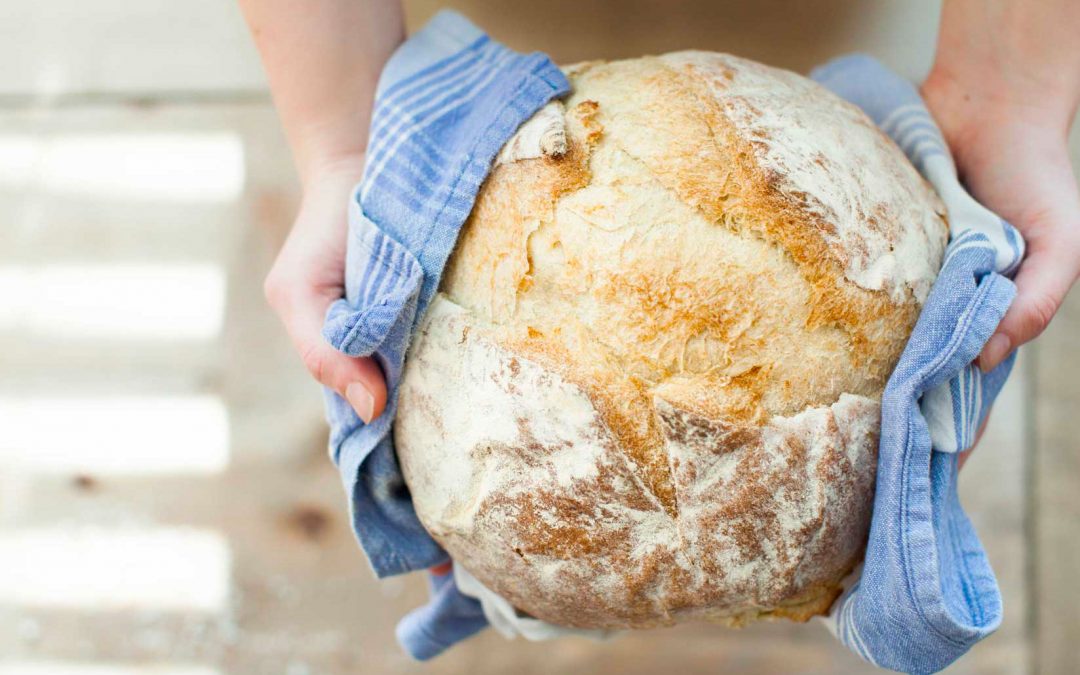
397 296 880 629
443 100 596 323
403 51 940 630
445 98 682 518
658 394 878 615
507 326 680 519
603 56 928 381
526 61 917 427
668 52 947 304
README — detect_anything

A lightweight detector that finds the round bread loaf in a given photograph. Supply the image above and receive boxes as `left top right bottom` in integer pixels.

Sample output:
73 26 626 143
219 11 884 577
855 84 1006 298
395 51 948 630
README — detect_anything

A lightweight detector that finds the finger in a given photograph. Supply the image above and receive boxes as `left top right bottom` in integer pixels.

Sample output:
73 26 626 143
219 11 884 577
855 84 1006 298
266 277 388 423
978 244 1079 372
300 336 388 424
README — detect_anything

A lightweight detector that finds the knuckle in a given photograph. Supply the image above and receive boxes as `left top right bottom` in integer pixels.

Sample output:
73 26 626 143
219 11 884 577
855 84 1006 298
1023 292 1057 338
262 269 287 308
299 342 331 385
1023 293 1058 332
263 263 307 315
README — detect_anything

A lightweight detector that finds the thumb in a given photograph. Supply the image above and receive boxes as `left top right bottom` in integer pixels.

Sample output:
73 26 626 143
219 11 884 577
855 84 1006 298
267 277 388 423
979 242 1079 372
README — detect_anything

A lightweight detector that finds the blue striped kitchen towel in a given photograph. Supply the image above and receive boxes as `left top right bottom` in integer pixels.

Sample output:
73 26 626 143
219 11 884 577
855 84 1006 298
321 10 568 576
450 55 1024 674
321 9 1023 670
318 10 568 657
812 54 1022 674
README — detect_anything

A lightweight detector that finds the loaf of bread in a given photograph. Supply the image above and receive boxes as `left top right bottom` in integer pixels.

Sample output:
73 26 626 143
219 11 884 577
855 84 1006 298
395 51 947 629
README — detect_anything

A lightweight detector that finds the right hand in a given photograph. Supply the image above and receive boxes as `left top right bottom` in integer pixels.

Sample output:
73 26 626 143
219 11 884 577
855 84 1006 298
922 71 1080 373
263 157 388 423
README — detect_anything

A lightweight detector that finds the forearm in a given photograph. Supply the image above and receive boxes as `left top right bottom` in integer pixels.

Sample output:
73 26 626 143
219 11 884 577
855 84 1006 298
928 0 1080 133
238 0 404 186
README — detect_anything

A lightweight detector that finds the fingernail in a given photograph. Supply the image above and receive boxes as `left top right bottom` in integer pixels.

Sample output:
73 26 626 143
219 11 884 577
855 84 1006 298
346 382 376 423
979 333 1011 373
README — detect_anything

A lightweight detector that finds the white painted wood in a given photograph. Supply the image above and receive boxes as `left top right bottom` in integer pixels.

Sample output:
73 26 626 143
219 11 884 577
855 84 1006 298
0 0 266 97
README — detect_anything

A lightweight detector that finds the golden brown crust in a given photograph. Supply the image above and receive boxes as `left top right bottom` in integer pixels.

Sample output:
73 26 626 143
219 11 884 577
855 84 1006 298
399 51 947 630
397 305 879 629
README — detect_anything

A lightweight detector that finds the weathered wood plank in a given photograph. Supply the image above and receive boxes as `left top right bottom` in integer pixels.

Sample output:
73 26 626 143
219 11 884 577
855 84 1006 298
1033 269 1080 675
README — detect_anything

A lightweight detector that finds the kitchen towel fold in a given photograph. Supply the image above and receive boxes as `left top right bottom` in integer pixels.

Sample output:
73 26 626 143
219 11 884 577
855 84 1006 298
812 55 1021 674
320 11 1023 673
320 10 569 578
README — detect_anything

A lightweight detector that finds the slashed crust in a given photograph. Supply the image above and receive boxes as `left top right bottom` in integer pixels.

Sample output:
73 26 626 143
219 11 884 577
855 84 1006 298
397 299 877 628
396 52 946 629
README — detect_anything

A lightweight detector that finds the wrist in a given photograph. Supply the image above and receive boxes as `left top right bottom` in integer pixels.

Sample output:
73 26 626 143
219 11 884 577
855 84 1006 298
928 0 1080 138
287 154 366 232
288 106 372 191
922 67 1072 166
300 150 366 196
924 65 1073 137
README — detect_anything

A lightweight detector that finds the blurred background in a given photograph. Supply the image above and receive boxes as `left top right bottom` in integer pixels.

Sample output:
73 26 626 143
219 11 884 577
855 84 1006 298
1 1 1078 673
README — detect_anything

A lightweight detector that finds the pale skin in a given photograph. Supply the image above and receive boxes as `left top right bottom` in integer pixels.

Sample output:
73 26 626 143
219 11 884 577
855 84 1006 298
239 1 1080 561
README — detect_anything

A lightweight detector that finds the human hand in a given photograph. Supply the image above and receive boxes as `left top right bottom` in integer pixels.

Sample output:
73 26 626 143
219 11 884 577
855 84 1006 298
263 157 388 423
921 0 1080 373
239 0 402 423
922 74 1080 372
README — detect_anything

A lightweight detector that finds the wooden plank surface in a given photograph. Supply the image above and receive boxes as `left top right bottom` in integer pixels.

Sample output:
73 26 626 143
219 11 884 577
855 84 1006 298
4 1 1073 673
1032 125 1080 675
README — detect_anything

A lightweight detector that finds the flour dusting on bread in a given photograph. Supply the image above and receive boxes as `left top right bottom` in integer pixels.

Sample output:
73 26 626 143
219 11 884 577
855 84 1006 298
667 52 945 302
395 52 947 630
